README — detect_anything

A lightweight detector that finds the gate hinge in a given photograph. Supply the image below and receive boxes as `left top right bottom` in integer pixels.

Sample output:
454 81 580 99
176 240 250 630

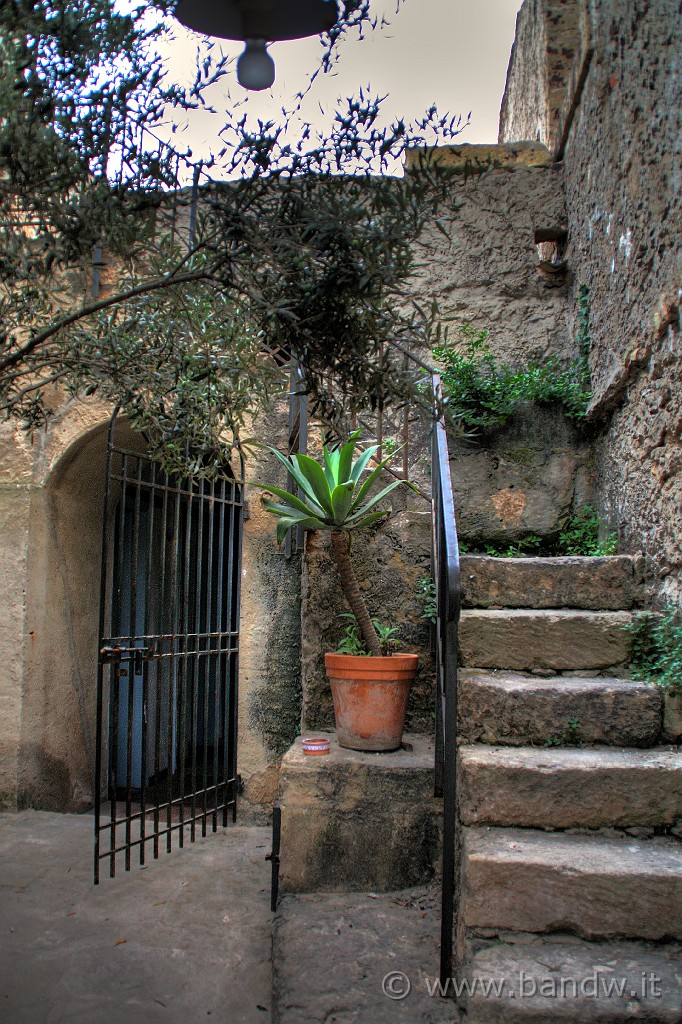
236 774 244 795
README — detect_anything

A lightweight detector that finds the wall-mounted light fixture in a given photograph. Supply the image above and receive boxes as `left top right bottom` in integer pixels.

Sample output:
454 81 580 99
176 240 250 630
173 0 339 91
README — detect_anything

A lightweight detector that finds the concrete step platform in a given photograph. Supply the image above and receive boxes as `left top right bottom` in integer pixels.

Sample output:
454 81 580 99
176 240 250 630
272 887 456 1023
459 610 635 671
461 828 682 941
460 554 642 610
458 672 664 748
461 939 682 1022
458 746 682 828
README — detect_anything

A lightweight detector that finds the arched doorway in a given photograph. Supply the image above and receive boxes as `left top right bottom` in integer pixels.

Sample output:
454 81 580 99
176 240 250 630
94 412 243 880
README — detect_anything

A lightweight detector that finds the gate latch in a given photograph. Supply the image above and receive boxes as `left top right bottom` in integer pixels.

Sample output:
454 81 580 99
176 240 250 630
100 646 150 675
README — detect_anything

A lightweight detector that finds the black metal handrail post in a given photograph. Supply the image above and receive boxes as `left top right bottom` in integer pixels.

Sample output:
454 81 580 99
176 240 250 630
431 374 461 988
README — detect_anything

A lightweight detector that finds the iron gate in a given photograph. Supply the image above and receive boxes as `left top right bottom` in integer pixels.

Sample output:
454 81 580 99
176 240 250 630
94 413 243 882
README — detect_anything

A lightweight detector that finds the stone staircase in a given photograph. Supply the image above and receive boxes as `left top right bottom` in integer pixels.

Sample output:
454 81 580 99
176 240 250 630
455 554 682 1022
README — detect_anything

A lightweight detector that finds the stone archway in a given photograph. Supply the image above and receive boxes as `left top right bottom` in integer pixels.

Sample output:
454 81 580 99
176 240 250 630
18 413 146 811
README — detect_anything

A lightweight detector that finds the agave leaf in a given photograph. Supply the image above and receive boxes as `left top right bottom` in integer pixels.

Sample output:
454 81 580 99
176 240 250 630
343 510 389 532
330 480 356 525
275 514 327 546
251 482 323 518
350 452 402 511
337 436 357 486
346 479 404 523
349 444 378 484
261 498 325 525
267 448 323 510
293 454 334 515
323 444 340 490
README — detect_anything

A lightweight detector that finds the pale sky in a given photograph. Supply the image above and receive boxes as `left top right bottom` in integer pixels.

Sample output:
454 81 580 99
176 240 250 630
156 1 524 172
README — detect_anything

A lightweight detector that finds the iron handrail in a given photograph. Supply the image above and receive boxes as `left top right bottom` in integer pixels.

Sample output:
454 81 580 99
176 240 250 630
431 373 461 988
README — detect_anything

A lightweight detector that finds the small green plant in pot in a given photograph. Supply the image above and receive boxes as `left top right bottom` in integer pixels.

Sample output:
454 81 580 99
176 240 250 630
256 431 419 751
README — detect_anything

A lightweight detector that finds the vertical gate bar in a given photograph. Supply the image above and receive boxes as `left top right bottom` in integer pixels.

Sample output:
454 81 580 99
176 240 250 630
139 459 155 865
223 473 238 823
94 411 118 884
205 476 217 833
215 475 228 827
110 449 128 878
167 475 183 852
194 477 208 839
153 459 168 860
227 473 240 823
228 491 241 827
124 456 143 873
200 475 214 835
189 485 201 843
178 468 194 846
224 476 237 823
229 473 242 823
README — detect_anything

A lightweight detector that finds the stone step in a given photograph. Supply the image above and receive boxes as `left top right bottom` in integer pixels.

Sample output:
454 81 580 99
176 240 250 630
459 609 635 671
458 671 664 748
461 828 682 941
461 554 642 610
461 940 682 1023
458 746 682 828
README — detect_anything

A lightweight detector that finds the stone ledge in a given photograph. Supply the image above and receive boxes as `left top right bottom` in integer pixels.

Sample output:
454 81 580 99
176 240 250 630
278 734 441 894
405 141 553 173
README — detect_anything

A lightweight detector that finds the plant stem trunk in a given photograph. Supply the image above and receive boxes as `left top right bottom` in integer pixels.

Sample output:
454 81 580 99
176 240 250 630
330 531 382 657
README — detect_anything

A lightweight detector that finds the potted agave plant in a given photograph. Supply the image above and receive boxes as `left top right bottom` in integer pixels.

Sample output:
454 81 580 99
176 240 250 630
257 431 418 751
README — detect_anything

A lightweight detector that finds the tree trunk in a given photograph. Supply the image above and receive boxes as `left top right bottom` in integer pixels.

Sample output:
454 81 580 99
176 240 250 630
330 531 382 657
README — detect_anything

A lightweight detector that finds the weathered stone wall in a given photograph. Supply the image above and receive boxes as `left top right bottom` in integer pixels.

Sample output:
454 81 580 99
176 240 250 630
450 404 596 545
409 142 572 366
499 0 591 157
500 0 682 603
0 424 33 810
239 402 303 821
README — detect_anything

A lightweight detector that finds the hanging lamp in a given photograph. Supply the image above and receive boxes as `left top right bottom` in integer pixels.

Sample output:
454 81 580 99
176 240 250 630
173 0 339 91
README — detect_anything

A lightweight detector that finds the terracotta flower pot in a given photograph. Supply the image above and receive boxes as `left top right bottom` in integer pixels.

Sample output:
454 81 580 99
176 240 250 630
324 652 419 752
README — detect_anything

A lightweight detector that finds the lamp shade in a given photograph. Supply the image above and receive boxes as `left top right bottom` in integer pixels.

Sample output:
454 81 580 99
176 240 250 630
173 0 338 43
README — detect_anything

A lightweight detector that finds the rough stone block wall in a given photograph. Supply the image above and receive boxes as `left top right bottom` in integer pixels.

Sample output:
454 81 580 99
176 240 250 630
499 0 591 156
449 404 596 545
500 0 682 603
0 424 33 810
411 143 572 366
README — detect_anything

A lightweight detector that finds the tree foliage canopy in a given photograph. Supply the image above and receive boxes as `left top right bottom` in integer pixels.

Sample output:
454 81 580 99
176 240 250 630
0 0 464 468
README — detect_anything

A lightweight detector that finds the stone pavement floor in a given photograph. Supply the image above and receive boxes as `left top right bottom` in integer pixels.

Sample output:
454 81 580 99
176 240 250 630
272 887 458 1023
0 811 273 1024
